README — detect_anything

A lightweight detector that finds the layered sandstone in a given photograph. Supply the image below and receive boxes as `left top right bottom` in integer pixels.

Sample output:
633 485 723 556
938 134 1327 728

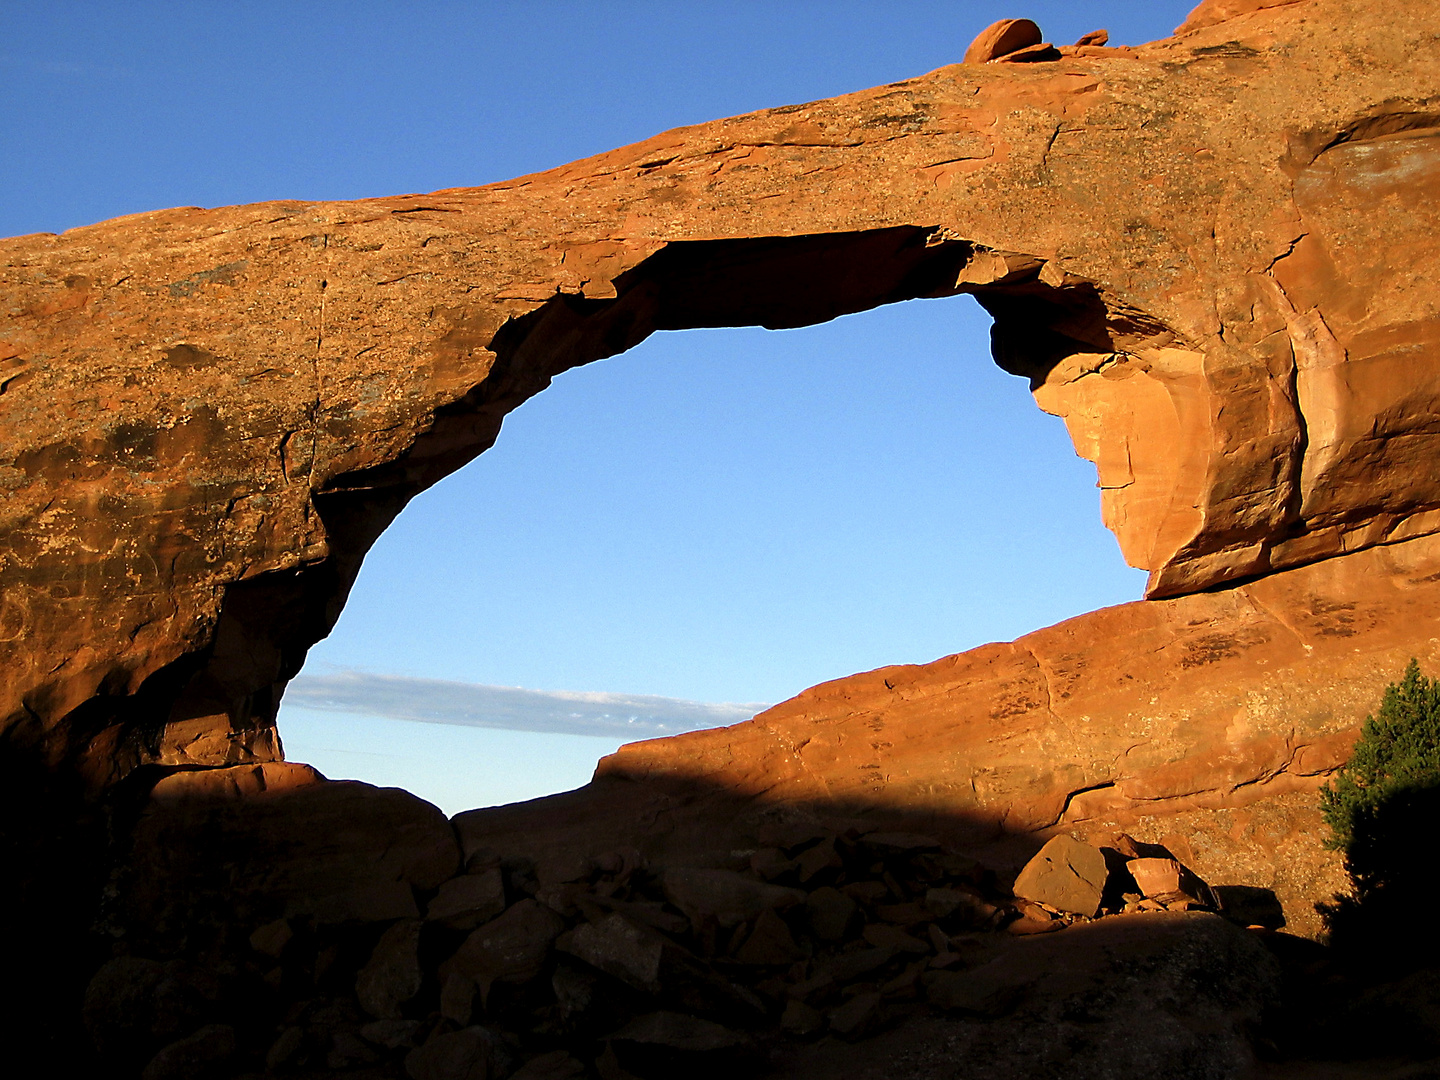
459 530 1440 936
1 0 1437 785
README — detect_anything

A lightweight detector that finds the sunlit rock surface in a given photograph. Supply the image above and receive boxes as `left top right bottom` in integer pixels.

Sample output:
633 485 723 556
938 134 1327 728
6 0 1440 1073
2 0 1437 784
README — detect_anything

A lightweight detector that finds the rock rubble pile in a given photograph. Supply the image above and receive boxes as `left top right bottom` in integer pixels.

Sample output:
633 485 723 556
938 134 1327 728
88 819 1274 1079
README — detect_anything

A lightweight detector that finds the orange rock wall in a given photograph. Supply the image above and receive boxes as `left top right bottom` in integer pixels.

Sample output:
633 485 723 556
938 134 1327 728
1 0 1438 785
578 531 1440 932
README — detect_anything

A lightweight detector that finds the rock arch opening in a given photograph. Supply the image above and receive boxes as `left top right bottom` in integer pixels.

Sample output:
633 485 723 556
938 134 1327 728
202 226 1179 798
10 224 1186 791
281 283 1148 811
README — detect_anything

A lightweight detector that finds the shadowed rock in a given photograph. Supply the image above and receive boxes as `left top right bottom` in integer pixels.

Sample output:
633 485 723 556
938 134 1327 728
2 0 1438 792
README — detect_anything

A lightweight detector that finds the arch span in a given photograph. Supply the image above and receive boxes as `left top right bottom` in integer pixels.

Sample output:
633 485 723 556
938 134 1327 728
1 0 1437 789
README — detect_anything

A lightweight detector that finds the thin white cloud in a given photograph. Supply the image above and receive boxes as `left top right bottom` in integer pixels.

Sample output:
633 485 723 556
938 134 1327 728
283 668 768 739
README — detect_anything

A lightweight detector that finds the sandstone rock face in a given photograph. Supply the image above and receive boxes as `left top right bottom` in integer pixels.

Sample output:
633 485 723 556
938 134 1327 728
459 531 1440 936
1 0 1437 786
121 771 460 944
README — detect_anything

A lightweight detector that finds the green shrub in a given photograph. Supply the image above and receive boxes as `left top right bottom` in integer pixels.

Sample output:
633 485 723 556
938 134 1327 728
1320 659 1440 852
1319 660 1440 968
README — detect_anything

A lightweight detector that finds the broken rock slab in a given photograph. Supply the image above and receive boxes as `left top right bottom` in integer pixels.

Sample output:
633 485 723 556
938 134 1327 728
427 868 507 931
440 899 565 996
356 918 423 1019
1128 857 1216 909
404 1026 507 1080
1011 835 1109 917
661 867 806 930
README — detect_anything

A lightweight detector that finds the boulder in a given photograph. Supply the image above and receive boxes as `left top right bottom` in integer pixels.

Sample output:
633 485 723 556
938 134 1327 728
440 973 477 1025
862 924 930 954
428 868 508 931
661 868 805 930
816 947 896 985
1127 857 1215 909
962 18 1043 63
265 1026 305 1070
360 1018 423 1050
1012 836 1109 917
734 908 806 965
806 887 859 942
405 1027 504 1080
248 917 292 959
555 912 664 992
1213 885 1286 930
793 839 844 883
440 899 565 994
780 998 826 1037
749 848 797 881
356 918 423 1019
140 1024 236 1080
83 957 216 1066
828 992 883 1039
120 777 458 948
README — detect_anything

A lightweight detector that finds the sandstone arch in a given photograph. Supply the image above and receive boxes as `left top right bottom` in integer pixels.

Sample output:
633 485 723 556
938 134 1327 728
0 0 1438 860
7 3 1440 1072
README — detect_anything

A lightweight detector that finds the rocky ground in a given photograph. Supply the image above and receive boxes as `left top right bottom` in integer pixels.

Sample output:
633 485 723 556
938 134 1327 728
73 769 1440 1079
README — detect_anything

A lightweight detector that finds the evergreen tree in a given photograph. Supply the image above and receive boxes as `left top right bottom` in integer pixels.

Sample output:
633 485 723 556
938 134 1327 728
1319 659 1440 968
1320 659 1440 852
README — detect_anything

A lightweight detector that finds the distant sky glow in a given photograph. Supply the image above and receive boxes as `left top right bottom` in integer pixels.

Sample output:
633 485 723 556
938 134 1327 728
288 667 768 740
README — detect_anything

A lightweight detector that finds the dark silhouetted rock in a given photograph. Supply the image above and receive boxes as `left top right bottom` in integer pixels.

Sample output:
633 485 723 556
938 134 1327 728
83 957 215 1066
1214 885 1286 930
806 887 859 942
140 1024 236 1080
662 868 805 930
781 998 826 1037
357 918 423 1019
736 908 806 966
405 1026 502 1080
428 867 507 931
556 913 664 992
828 992 884 1039
441 899 565 996
360 1017 423 1050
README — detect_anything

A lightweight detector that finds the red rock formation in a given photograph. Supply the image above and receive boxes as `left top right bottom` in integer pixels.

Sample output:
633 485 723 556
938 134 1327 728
458 531 1440 935
1 0 1437 789
962 19 1044 64
8 3 1440 1072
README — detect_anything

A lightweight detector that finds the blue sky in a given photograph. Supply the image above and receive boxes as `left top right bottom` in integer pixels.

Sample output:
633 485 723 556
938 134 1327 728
3 2 1192 807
